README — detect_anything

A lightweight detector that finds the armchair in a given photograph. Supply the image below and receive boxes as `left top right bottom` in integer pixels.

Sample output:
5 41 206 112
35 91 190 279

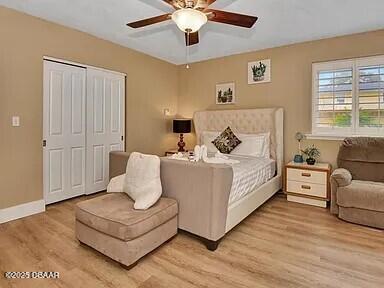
330 137 384 229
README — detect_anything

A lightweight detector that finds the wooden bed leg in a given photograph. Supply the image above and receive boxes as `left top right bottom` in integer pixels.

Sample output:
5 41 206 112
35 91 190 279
177 230 222 251
203 239 221 251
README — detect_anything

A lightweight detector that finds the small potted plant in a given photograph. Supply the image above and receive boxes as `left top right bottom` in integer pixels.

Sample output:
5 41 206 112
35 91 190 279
217 90 223 103
302 145 320 165
225 88 233 103
221 92 228 103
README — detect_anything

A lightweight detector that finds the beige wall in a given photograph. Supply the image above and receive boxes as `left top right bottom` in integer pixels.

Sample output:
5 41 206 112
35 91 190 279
1 5 384 210
178 29 384 169
0 7 178 209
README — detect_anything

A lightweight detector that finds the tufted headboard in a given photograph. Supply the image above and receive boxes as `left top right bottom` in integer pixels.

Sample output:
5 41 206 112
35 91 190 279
193 108 284 176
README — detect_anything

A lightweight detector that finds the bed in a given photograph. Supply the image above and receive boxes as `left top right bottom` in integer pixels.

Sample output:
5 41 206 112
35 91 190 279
109 108 283 250
195 108 283 237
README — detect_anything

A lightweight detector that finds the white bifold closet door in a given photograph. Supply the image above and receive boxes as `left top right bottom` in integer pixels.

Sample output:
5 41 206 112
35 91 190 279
43 61 125 204
43 61 87 204
86 68 125 194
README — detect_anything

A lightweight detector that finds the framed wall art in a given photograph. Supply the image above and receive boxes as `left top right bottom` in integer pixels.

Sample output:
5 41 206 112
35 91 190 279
248 59 271 84
216 82 235 105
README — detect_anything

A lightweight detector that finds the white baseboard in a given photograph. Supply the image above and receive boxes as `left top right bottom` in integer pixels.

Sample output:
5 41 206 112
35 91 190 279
0 199 46 224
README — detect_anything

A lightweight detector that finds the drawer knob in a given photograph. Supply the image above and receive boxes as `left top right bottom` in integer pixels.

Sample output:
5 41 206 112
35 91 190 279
301 173 311 177
301 185 311 190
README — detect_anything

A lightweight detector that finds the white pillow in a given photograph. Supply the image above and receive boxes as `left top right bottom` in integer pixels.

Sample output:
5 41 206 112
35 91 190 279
261 132 271 158
200 131 220 153
123 152 162 210
107 174 125 193
231 132 271 158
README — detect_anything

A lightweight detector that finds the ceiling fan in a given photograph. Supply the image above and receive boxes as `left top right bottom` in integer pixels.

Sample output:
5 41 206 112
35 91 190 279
126 0 258 46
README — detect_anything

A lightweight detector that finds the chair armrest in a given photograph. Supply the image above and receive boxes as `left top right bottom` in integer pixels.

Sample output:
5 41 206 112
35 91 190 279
330 168 352 215
331 168 352 187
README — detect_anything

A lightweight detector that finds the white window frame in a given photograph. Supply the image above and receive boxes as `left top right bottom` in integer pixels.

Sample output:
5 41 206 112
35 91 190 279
311 55 384 138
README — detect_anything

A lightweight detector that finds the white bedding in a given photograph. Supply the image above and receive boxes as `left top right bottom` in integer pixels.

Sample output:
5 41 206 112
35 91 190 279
222 154 276 205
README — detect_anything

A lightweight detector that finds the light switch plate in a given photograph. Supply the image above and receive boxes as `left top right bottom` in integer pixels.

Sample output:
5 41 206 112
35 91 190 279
163 108 170 116
12 116 20 127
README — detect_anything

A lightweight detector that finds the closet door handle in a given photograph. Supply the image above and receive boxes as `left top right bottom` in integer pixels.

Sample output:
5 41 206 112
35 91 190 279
301 173 311 177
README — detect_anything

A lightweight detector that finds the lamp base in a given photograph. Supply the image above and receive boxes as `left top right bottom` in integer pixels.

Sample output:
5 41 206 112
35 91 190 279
294 154 304 163
177 133 186 152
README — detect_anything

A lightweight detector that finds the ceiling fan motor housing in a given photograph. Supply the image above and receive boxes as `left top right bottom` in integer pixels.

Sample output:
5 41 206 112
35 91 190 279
186 0 195 8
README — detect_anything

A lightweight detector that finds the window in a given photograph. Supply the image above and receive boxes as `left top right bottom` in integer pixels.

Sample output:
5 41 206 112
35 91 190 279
312 55 384 136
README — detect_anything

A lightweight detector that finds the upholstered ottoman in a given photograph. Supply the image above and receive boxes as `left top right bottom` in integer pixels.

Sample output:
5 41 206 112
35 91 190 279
75 193 178 268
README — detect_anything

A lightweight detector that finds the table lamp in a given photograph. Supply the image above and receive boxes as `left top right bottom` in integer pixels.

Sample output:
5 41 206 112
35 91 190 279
173 119 192 152
294 132 304 163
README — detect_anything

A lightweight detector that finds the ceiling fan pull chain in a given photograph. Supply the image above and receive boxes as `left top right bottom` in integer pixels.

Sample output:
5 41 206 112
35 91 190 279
186 29 190 69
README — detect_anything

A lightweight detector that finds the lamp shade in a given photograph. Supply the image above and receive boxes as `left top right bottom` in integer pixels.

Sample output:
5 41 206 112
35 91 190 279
173 119 192 134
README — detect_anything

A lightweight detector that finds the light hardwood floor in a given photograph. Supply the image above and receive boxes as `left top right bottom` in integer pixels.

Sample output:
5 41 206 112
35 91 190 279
0 194 383 288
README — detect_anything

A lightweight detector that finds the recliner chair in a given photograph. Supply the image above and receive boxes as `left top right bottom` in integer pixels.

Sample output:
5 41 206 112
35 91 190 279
330 137 384 229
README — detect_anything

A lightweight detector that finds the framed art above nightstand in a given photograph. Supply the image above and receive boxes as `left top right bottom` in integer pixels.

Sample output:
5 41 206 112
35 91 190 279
285 162 332 208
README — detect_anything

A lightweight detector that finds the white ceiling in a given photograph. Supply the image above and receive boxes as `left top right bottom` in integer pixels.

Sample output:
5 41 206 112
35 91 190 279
1 0 384 65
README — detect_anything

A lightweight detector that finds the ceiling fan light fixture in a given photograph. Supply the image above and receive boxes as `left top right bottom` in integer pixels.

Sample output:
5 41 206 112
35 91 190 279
171 8 208 33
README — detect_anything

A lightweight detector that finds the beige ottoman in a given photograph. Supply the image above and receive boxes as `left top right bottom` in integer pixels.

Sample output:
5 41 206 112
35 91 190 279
75 193 178 269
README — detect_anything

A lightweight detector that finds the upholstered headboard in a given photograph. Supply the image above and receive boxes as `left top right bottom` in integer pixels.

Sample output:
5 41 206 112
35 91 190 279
193 108 284 175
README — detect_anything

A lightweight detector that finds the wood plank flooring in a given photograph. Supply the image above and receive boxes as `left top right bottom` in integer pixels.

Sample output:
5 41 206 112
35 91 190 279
0 194 383 288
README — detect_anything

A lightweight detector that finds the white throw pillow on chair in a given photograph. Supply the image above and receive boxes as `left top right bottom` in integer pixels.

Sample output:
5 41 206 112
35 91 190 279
107 174 125 193
123 152 162 210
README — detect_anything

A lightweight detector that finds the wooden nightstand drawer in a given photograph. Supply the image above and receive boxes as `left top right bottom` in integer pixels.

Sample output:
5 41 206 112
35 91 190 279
287 168 327 185
287 181 327 198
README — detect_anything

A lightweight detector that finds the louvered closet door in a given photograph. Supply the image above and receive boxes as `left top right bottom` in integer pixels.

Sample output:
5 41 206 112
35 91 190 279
43 61 86 204
86 68 125 194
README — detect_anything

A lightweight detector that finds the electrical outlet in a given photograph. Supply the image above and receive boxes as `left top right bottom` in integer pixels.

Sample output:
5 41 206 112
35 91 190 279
12 116 20 127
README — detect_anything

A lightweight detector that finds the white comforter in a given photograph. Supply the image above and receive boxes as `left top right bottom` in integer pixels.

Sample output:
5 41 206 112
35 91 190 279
221 154 276 205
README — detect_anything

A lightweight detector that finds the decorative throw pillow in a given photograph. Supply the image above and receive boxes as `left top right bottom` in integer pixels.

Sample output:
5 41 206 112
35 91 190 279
123 152 162 210
212 127 242 154
107 174 125 193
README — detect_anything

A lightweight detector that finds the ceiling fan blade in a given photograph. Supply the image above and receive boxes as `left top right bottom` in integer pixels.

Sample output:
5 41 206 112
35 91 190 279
195 0 217 10
205 9 258 28
185 31 199 46
127 14 171 28
162 0 185 9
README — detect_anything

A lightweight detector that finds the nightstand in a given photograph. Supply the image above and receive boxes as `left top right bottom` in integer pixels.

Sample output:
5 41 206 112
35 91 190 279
285 161 332 208
165 149 189 156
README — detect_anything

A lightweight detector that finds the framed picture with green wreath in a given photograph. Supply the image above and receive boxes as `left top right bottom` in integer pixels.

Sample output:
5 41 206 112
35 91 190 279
248 59 271 84
216 82 235 105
